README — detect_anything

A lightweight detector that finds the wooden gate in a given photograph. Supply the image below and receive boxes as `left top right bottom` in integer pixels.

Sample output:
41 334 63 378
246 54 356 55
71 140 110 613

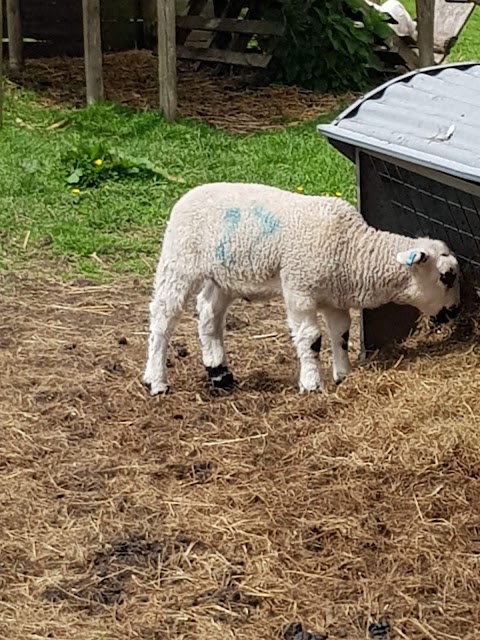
174 0 284 69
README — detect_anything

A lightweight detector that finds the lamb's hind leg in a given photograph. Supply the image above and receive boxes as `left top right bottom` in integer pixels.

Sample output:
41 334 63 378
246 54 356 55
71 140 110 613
196 280 235 389
143 269 198 396
283 289 323 392
322 306 352 384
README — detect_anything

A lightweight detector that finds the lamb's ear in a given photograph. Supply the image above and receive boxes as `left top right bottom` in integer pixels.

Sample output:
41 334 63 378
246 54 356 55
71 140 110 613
396 249 429 266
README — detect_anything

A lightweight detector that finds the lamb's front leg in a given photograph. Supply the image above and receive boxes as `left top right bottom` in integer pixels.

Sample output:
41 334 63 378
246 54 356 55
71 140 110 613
322 306 352 384
284 290 323 393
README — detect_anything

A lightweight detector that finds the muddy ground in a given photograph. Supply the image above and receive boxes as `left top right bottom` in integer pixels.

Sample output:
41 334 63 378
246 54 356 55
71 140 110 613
1 271 480 640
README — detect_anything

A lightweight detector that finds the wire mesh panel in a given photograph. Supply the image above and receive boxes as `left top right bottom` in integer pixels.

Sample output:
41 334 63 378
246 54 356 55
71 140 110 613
357 151 480 352
367 154 480 280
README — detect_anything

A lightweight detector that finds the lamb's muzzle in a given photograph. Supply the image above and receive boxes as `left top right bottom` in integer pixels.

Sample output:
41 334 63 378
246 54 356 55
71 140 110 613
432 304 461 325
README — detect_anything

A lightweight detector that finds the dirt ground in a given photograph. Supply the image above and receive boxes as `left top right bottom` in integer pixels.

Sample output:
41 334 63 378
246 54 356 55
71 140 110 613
18 51 358 133
2 270 480 640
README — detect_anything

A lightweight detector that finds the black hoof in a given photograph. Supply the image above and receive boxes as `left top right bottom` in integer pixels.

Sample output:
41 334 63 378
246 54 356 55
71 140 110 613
207 365 235 390
143 381 170 395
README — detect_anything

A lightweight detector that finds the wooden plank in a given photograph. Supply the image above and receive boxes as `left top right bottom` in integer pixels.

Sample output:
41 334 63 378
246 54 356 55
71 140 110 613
177 0 209 45
176 44 272 67
358 0 419 70
434 0 475 53
229 2 261 54
176 15 284 36
6 0 23 73
158 0 177 121
416 0 435 66
209 0 246 50
389 33 420 69
82 0 104 104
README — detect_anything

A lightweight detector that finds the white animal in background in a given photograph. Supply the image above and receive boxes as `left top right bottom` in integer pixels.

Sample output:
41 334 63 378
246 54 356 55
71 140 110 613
365 0 418 40
143 182 460 396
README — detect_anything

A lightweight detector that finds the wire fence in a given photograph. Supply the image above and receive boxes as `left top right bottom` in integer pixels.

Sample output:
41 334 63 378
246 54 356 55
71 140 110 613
372 155 480 280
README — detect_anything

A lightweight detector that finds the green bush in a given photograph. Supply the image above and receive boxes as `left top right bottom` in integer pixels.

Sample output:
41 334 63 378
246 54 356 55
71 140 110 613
261 0 393 92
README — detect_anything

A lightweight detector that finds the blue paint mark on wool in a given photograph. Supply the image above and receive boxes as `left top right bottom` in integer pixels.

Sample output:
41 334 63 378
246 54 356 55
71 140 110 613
251 206 280 246
215 208 241 265
225 208 242 226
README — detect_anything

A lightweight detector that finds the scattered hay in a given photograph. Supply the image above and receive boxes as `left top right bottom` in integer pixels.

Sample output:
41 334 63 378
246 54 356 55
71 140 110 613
18 51 358 133
1 270 480 640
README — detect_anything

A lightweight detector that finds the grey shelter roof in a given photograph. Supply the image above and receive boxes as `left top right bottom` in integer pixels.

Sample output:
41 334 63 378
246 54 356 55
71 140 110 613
317 62 480 184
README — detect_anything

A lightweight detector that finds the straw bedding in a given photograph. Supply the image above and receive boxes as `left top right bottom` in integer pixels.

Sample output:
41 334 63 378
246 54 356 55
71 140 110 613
1 269 480 640
19 51 358 133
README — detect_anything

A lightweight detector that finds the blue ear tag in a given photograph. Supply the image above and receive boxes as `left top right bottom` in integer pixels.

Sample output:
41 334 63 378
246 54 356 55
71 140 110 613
406 250 416 266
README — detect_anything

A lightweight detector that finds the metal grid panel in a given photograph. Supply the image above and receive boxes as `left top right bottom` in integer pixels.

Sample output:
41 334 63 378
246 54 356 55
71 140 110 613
370 155 480 279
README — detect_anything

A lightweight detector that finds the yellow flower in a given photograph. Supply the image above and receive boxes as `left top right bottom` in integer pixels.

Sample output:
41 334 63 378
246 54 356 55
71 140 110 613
335 191 342 197
296 185 304 193
94 158 103 166
71 188 80 194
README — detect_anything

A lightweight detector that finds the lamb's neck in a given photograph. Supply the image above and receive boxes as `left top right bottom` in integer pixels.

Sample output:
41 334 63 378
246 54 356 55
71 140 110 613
345 225 416 309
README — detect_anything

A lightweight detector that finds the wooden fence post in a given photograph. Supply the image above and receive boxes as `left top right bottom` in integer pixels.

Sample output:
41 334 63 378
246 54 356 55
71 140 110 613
82 0 104 104
157 0 177 121
416 0 435 67
6 0 23 73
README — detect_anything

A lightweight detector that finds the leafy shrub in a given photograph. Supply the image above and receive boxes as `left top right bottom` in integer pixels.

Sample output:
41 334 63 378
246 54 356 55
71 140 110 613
260 0 393 92
63 142 184 190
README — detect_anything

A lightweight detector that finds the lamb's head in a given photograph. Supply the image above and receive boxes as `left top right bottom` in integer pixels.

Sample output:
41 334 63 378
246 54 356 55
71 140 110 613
396 239 461 325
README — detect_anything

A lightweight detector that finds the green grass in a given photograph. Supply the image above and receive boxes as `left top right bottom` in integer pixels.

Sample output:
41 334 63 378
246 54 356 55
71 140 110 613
0 6 478 279
0 89 355 278
445 6 480 62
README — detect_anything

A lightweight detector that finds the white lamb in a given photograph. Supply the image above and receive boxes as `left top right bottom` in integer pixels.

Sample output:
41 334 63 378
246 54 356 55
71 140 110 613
143 182 460 395
365 0 418 40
